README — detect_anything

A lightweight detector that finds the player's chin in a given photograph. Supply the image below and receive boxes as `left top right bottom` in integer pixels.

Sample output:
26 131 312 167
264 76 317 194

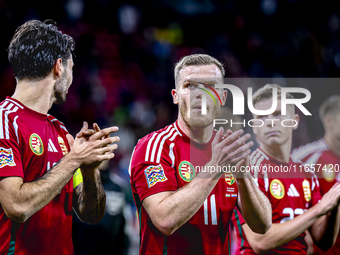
267 138 284 146
189 116 214 128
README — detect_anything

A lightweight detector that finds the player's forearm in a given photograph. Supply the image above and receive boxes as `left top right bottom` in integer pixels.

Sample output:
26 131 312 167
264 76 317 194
245 204 322 253
311 205 340 250
148 170 221 235
6 154 79 222
237 172 272 234
73 168 106 224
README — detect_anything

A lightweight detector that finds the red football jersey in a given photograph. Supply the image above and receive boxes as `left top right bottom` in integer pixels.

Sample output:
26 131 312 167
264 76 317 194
0 97 74 254
232 147 321 255
292 139 340 255
129 121 239 255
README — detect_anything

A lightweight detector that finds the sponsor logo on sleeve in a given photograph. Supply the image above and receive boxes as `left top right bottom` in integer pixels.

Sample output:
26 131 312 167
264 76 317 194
29 133 44 156
0 147 15 168
144 164 168 188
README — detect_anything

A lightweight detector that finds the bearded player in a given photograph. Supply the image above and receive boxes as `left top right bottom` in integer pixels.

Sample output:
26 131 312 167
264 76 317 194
232 84 340 254
291 95 340 255
0 20 120 254
129 54 272 255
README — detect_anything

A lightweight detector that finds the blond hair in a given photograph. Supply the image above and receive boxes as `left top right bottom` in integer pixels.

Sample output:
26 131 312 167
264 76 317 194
252 84 295 114
174 54 225 87
319 95 340 124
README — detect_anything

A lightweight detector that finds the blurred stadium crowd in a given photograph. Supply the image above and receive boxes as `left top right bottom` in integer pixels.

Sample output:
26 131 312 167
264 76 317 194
1 0 340 254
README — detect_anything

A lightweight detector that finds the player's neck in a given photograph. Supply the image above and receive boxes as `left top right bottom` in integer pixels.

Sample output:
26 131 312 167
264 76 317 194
260 140 291 163
324 134 340 156
12 77 55 115
177 115 213 144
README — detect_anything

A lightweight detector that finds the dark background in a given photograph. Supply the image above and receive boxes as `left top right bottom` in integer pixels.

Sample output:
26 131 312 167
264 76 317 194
1 0 340 254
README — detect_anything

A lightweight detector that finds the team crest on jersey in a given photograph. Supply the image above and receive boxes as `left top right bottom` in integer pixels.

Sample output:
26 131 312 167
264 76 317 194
144 164 168 188
225 173 236 185
270 179 285 199
0 147 16 168
322 164 335 182
178 161 195 182
302 179 311 202
58 136 68 155
29 133 44 156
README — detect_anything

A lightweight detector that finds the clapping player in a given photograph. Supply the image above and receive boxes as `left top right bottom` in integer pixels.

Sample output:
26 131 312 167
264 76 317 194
129 54 272 255
292 95 340 255
232 84 340 254
0 20 120 254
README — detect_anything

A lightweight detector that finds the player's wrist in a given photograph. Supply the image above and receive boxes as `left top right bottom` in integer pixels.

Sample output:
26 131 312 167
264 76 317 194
80 166 98 180
199 160 224 178
235 171 252 180
315 201 330 217
63 152 82 172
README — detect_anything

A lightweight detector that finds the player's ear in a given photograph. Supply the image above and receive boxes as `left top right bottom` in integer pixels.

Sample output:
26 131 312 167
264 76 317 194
324 115 332 130
172 89 179 104
221 90 227 106
53 58 64 79
292 113 299 130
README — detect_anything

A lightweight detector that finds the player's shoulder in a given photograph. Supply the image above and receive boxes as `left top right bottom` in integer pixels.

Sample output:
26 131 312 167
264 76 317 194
291 139 328 162
132 122 182 163
291 157 319 179
136 122 182 150
0 98 25 120
47 114 68 133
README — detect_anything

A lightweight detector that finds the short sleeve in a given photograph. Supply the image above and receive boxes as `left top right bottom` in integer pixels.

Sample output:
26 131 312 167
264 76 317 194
130 138 179 201
0 123 23 178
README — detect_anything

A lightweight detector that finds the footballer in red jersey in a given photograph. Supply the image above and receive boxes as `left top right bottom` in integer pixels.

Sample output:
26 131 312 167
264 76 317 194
233 148 321 254
231 85 340 255
0 20 119 254
0 97 76 253
291 95 340 255
129 54 272 255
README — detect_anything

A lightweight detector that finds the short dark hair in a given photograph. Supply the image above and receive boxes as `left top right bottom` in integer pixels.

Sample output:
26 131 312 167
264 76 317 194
8 19 75 80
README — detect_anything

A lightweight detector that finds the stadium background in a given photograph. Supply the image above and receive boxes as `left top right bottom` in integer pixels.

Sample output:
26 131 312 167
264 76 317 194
1 0 340 254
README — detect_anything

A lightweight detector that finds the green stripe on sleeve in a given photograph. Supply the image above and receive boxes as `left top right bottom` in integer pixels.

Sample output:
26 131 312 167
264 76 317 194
233 209 244 248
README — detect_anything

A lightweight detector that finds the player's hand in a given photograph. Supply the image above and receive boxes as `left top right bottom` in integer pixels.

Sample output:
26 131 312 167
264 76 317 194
66 122 120 168
209 127 253 174
81 123 120 171
318 182 340 215
75 121 96 139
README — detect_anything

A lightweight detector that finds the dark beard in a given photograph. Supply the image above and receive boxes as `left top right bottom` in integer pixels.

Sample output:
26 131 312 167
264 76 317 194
53 71 68 104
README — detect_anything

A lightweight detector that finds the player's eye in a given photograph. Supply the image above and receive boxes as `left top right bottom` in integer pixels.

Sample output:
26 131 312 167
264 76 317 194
185 82 198 89
206 83 215 89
